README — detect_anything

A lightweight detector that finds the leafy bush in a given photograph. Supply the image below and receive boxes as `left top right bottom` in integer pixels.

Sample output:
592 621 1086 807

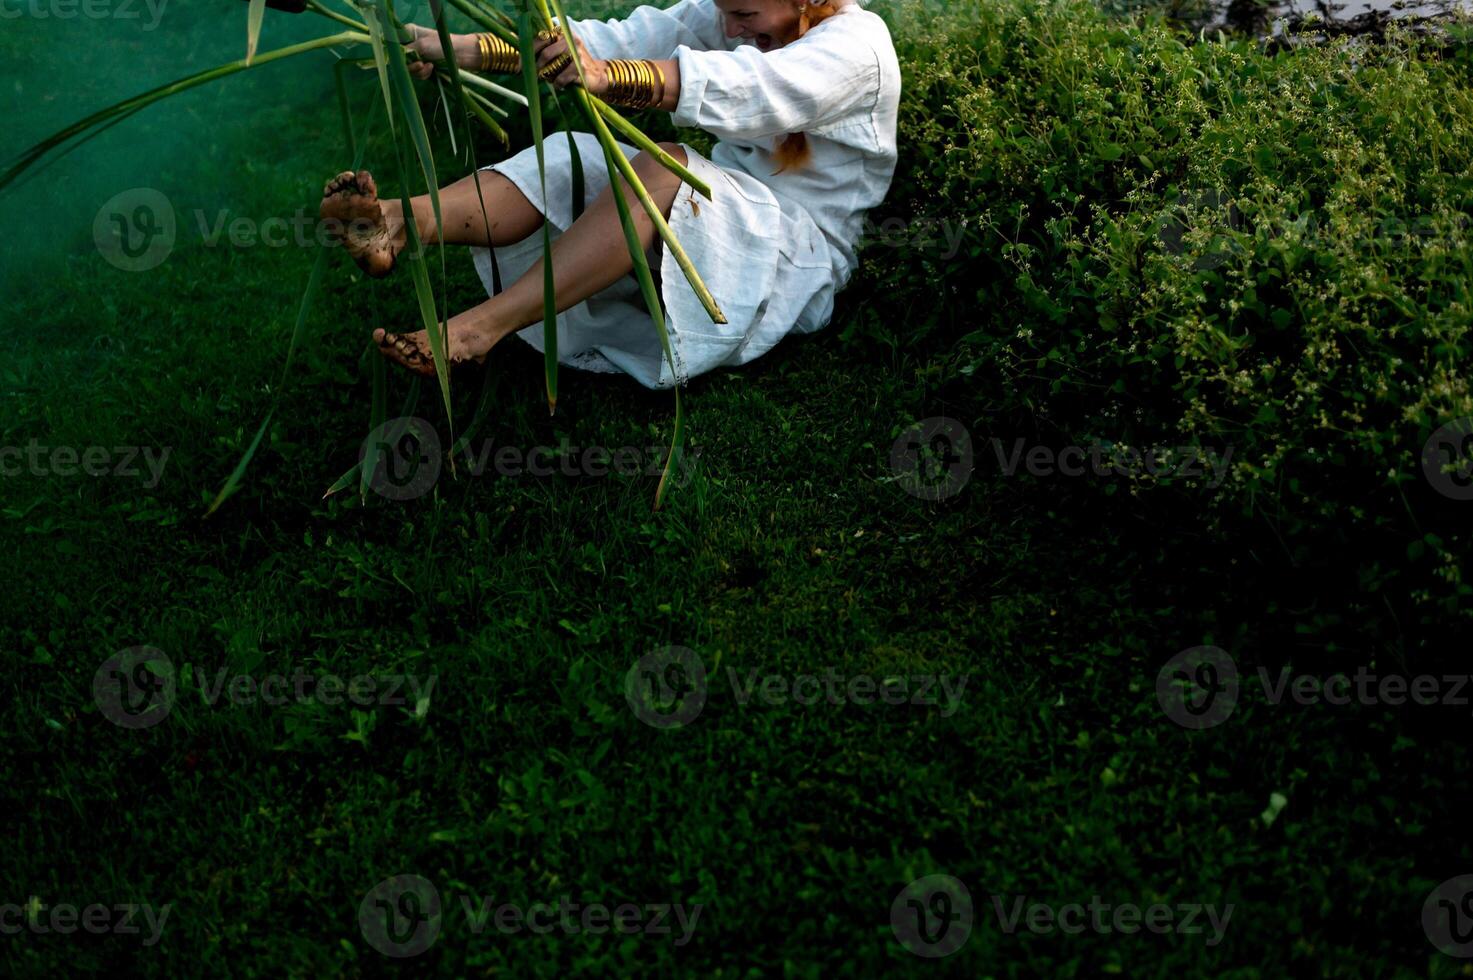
856 0 1473 635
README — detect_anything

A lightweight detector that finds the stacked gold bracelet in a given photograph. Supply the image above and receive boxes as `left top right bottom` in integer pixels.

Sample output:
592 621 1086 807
603 59 665 109
474 28 570 80
474 32 519 73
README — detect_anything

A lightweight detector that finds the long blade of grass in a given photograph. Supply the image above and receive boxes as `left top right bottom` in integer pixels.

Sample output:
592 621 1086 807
447 365 502 458
590 98 710 198
366 0 455 437
206 248 330 515
1 31 370 193
597 137 686 510
546 87 586 219
305 0 367 31
541 0 724 324
325 376 422 498
543 3 688 504
247 0 268 64
209 93 381 514
333 58 358 159
209 409 278 515
519 8 559 415
582 91 726 324
462 90 512 143
434 74 459 157
394 135 456 437
454 70 528 106
359 3 397 134
443 0 519 43
427 0 472 158
359 337 389 501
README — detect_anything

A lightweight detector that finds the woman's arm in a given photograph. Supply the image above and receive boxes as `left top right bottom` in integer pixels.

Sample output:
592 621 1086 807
404 24 680 114
536 31 681 112
544 19 882 139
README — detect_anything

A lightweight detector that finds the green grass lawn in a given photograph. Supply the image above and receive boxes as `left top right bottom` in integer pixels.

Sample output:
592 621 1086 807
3 0 1472 975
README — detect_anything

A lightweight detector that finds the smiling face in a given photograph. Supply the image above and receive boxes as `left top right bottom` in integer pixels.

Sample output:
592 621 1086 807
714 0 806 51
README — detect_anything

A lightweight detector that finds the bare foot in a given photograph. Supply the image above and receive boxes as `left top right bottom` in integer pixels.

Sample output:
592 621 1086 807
321 170 400 278
373 319 502 377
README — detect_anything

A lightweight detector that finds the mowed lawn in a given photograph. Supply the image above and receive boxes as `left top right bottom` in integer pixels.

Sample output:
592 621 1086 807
2 0 1471 975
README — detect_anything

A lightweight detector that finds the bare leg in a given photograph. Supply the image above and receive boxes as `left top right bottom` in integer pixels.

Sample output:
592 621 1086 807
319 167 546 277
374 143 690 376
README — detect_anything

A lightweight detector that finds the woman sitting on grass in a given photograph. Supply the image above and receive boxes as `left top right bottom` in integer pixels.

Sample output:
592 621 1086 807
319 0 900 388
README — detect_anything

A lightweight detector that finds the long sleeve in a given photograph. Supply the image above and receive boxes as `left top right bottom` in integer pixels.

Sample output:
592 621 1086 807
559 0 729 61
669 25 882 143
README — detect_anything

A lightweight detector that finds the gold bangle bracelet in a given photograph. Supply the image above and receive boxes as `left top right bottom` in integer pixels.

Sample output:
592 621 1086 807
475 32 520 73
648 59 666 103
605 58 658 109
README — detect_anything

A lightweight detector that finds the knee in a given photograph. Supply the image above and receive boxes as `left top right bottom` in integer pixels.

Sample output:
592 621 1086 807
632 142 688 184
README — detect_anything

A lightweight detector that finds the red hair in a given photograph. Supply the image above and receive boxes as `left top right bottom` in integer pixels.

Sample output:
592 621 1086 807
771 0 843 174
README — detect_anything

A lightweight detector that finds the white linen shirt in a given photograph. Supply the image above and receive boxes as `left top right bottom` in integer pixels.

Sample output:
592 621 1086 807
559 0 901 294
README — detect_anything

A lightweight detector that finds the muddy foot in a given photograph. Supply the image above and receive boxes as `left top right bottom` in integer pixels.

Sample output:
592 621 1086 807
321 170 399 278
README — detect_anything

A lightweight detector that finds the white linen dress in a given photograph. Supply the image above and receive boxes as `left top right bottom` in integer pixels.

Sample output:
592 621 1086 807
469 0 901 388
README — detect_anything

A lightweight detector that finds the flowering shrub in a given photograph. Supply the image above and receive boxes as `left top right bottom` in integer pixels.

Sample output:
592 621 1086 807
857 0 1473 630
